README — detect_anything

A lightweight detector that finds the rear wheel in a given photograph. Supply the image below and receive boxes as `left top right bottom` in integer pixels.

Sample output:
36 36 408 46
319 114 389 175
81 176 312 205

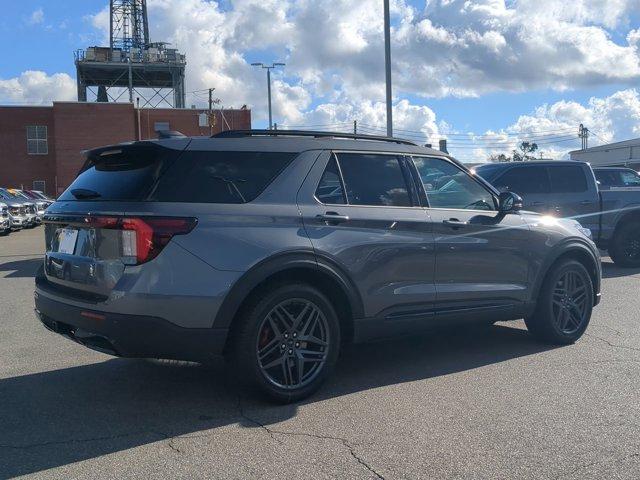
525 259 593 344
609 222 640 267
230 283 340 403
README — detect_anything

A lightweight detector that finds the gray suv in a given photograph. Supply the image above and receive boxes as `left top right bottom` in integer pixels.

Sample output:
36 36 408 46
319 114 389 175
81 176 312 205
35 131 601 401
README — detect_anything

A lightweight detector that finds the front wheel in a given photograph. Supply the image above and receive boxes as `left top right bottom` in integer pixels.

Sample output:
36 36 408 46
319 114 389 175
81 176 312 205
609 222 640 267
230 283 341 403
525 259 593 344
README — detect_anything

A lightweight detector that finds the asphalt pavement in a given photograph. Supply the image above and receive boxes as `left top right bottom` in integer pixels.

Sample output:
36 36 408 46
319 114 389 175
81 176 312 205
0 227 638 479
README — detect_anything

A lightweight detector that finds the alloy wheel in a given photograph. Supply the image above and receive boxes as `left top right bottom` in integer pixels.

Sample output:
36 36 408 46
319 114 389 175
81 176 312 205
256 298 330 389
551 270 589 335
622 235 640 262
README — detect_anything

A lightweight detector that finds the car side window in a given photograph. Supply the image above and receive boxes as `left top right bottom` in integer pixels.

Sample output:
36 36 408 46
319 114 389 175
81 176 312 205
315 155 346 204
336 153 412 207
620 170 640 187
594 170 618 187
412 157 497 211
493 166 551 194
548 166 588 193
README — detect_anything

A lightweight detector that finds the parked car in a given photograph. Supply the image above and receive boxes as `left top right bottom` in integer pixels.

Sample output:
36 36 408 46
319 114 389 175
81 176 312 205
0 189 28 230
0 202 11 235
474 161 640 267
35 131 601 402
593 167 640 191
29 190 55 202
7 188 45 225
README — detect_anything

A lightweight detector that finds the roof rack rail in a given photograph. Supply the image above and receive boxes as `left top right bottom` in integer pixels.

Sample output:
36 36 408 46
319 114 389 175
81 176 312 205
211 129 418 146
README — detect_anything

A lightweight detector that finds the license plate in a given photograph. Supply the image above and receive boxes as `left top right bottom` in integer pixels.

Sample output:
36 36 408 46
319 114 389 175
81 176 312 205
57 228 78 255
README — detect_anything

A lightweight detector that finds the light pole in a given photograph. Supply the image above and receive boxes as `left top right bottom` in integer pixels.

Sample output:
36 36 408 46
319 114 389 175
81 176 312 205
383 0 393 137
252 62 285 130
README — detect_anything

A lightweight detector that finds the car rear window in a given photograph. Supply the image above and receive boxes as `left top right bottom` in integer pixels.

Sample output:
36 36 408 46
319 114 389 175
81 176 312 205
548 165 588 193
58 144 175 201
493 166 551 194
149 151 296 204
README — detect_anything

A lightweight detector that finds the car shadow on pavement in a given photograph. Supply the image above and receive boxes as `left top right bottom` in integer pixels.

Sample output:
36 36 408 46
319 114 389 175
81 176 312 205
0 323 555 478
0 258 42 278
600 259 640 279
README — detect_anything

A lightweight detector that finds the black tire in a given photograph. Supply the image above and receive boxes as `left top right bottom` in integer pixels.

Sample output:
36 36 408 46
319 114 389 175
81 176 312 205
525 259 593 344
230 283 341 403
609 222 640 268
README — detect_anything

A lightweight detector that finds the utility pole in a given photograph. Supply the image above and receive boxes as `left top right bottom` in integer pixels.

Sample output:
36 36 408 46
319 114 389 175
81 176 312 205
579 124 590 150
267 68 272 129
209 88 214 136
354 120 357 134
383 0 393 137
252 62 285 129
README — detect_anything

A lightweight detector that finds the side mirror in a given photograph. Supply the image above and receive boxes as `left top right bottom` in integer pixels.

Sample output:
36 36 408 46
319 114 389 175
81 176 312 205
499 191 523 213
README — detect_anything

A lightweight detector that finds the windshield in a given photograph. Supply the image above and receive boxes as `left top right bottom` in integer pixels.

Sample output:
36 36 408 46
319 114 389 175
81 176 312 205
0 189 19 200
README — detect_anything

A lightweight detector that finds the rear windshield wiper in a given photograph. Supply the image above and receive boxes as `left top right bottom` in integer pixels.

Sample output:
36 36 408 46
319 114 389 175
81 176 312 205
212 176 247 203
71 188 102 200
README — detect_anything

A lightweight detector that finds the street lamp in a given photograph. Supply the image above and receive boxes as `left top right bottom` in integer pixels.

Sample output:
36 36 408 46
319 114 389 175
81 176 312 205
252 62 286 130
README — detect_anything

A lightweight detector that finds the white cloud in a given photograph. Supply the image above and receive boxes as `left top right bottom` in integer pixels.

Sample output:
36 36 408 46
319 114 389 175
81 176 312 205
110 0 640 118
0 71 76 105
26 8 45 26
448 89 640 162
4 0 640 164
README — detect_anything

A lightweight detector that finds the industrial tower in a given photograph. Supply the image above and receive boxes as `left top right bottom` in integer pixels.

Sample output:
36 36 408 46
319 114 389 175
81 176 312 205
75 0 186 108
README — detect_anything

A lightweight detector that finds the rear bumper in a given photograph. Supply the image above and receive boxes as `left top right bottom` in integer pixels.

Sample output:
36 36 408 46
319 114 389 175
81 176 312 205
34 290 229 362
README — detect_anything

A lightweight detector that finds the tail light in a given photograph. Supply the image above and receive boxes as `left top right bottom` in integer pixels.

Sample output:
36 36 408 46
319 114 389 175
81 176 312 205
83 216 197 265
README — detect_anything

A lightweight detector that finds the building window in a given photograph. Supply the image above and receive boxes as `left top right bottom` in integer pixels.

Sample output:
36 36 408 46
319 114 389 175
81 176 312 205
154 122 170 133
33 180 46 194
27 126 48 155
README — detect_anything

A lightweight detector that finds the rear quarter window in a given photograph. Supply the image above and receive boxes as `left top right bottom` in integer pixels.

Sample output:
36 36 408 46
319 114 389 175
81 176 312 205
149 151 296 204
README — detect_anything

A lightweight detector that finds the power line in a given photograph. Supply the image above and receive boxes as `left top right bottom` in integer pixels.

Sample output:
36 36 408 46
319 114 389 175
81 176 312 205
447 138 578 150
357 122 576 138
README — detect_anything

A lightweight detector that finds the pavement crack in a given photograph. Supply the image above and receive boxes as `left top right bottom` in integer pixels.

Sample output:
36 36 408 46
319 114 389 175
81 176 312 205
236 395 383 479
268 429 385 479
585 332 640 353
591 323 625 336
166 437 183 454
236 395 283 445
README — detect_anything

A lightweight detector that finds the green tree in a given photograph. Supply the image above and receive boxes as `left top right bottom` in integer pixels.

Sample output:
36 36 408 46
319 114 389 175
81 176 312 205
489 153 511 162
513 141 538 161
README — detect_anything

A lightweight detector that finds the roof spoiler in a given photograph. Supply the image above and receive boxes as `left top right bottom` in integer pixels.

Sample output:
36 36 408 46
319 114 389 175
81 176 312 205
158 130 186 139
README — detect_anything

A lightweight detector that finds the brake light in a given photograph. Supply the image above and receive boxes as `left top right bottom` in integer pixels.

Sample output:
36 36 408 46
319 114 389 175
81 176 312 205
83 215 197 264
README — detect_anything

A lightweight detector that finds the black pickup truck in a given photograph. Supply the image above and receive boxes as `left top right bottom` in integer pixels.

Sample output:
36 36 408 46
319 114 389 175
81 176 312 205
474 161 640 267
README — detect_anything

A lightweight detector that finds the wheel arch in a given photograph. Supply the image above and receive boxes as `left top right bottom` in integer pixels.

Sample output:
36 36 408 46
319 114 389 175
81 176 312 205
531 241 600 309
215 251 363 350
611 207 640 240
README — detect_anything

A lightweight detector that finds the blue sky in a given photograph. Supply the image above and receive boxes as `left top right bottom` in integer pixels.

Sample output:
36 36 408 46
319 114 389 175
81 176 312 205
1 1 640 161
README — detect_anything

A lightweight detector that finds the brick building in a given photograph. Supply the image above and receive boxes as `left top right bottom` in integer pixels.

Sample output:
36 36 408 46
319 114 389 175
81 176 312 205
0 102 251 196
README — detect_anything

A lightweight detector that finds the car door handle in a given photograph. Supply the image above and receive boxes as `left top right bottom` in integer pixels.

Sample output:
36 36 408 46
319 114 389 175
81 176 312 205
580 200 594 205
316 212 350 225
530 202 545 207
443 218 468 228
